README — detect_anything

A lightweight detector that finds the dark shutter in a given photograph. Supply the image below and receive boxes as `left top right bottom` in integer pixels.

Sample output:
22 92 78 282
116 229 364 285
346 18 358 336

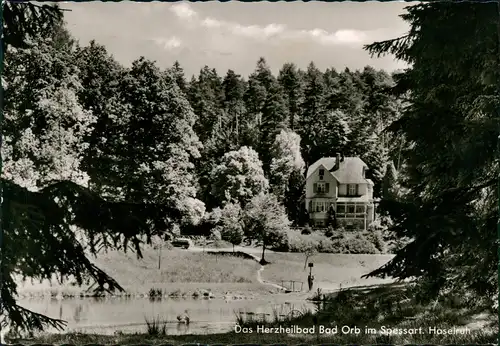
313 183 318 193
308 200 313 211
325 183 330 193
355 184 359 196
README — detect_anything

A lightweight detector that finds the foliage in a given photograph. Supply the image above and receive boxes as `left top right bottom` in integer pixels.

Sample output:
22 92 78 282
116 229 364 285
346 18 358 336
207 226 221 241
301 227 311 235
2 2 63 52
243 193 291 261
1 179 183 332
269 130 305 202
325 204 337 228
3 25 94 190
381 161 399 200
362 2 499 299
273 227 385 254
73 40 127 195
331 234 379 254
218 202 245 249
363 229 386 253
118 59 203 215
210 146 269 207
325 226 334 237
144 316 167 336
0 4 187 333
278 63 303 130
284 169 307 226
302 242 318 270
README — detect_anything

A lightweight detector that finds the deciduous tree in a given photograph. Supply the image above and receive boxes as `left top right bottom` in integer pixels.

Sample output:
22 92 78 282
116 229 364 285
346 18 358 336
210 146 269 207
244 193 290 263
269 130 305 202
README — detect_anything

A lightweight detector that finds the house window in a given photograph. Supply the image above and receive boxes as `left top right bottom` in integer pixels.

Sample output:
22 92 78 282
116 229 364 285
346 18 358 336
319 169 324 180
317 182 326 193
337 204 346 214
356 205 365 214
347 205 355 214
314 201 326 212
348 184 357 196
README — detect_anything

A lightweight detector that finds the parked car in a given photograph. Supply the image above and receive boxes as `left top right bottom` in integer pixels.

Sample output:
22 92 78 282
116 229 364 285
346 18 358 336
171 238 194 249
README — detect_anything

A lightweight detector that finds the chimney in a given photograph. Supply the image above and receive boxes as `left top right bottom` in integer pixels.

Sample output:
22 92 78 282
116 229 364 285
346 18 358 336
334 153 340 171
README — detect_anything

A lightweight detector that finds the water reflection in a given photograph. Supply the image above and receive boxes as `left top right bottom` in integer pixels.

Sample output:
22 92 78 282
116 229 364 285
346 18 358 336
19 297 315 335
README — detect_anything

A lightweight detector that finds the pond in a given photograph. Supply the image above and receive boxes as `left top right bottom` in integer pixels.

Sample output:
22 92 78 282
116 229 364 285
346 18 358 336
19 296 317 335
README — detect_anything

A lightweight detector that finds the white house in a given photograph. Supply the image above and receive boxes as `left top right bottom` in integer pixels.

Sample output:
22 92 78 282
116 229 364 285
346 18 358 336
305 154 375 230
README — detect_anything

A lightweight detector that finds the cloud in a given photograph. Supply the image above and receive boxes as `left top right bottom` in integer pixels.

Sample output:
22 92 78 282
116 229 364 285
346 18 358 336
201 17 223 28
168 3 372 50
231 23 286 39
169 3 197 20
290 28 369 46
200 18 285 41
152 36 182 50
198 14 368 46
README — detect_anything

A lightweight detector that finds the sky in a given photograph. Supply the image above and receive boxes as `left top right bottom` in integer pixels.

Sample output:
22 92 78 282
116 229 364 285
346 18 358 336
62 1 412 79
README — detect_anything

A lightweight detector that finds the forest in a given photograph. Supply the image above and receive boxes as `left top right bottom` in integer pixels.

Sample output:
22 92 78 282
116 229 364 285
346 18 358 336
1 1 497 333
3 19 403 239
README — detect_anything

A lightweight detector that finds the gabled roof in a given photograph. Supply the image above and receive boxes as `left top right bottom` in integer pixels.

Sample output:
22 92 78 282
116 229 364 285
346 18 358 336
306 157 369 184
306 157 337 179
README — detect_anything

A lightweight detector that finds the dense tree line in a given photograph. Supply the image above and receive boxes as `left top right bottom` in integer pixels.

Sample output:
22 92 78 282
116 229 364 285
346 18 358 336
2 0 496 334
4 17 401 226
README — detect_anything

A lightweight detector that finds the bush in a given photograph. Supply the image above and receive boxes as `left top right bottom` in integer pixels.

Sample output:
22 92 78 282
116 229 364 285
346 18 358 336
316 238 343 253
281 227 386 254
368 216 409 254
269 231 290 252
288 238 317 252
342 234 379 254
301 226 312 235
336 225 346 233
325 226 334 237
363 229 386 253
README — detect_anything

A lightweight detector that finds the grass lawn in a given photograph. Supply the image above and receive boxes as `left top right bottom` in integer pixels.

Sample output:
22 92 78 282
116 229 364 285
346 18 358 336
16 247 270 298
17 244 396 298
262 252 395 290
